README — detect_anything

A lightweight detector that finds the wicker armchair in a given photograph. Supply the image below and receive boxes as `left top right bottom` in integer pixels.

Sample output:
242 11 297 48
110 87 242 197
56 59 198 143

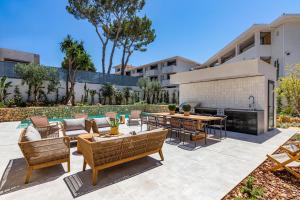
61 118 92 141
105 112 117 120
30 116 59 138
78 128 168 185
128 110 142 126
73 113 89 119
18 126 70 184
182 119 207 147
91 117 111 134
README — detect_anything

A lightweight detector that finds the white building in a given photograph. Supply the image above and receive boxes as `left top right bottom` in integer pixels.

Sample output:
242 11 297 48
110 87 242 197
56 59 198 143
114 56 200 102
171 14 300 134
200 13 300 78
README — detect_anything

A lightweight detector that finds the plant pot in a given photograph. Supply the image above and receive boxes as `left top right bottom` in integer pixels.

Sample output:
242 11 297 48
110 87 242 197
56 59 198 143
169 110 175 115
110 127 119 135
184 112 190 116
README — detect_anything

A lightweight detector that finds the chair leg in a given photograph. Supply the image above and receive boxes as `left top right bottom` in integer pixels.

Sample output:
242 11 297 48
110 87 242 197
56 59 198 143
25 167 32 184
159 149 164 161
92 169 98 186
83 159 87 171
67 157 71 172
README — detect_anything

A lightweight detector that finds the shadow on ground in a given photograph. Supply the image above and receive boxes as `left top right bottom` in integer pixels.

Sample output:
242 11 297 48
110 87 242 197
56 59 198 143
225 128 282 144
0 158 66 195
64 156 162 198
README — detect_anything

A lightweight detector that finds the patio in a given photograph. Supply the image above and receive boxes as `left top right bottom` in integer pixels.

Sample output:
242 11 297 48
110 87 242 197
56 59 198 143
0 121 297 200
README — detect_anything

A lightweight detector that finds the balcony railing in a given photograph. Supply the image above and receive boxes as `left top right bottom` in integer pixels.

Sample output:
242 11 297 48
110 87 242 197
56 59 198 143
162 65 176 74
145 69 159 76
161 79 170 86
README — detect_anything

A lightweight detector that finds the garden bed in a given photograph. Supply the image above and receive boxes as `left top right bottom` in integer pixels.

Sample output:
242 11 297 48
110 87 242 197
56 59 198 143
0 104 168 122
223 133 300 200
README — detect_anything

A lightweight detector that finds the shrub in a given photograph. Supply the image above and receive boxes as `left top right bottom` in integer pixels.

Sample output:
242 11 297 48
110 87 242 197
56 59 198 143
236 176 264 200
182 104 191 112
168 104 176 111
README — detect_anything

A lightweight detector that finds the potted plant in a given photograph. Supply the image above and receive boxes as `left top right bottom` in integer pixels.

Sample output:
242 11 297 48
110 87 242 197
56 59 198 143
182 104 191 116
168 104 176 115
109 119 120 135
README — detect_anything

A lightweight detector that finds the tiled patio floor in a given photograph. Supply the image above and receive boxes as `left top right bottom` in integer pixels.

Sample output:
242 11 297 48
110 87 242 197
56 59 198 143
0 121 297 200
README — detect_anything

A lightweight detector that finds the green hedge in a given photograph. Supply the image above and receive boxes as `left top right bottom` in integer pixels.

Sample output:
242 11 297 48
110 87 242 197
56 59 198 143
0 104 169 122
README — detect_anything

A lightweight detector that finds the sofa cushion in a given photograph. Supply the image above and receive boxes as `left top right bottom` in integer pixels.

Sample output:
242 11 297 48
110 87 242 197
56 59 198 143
24 126 42 141
64 129 89 137
98 127 111 134
63 118 85 131
94 117 110 128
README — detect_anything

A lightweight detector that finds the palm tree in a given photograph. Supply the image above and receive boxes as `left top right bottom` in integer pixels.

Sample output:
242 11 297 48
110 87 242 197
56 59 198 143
122 87 131 104
89 90 97 105
60 35 95 105
0 76 12 103
115 90 123 105
101 83 115 105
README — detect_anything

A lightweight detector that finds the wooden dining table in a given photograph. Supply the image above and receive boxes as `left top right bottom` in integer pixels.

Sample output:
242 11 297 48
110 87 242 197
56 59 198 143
150 112 222 122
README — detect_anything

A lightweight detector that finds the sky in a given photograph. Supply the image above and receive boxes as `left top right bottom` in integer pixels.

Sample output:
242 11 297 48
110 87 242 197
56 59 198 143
1 0 300 72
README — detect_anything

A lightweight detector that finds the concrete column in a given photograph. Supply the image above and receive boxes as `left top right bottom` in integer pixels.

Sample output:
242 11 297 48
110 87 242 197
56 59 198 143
235 44 240 56
254 31 260 46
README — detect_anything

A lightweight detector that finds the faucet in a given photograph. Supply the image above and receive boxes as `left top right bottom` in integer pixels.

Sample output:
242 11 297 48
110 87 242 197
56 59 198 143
248 95 255 111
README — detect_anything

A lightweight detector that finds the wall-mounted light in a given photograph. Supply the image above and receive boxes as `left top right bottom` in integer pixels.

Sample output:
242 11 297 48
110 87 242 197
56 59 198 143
285 51 291 56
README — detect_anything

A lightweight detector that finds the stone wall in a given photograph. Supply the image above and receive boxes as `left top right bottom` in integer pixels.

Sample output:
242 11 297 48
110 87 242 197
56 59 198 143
0 104 168 122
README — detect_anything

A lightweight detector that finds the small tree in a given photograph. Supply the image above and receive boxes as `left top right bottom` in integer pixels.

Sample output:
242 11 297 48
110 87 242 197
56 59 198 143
277 64 300 116
14 86 23 106
122 87 131 104
15 63 58 105
115 90 123 105
0 76 12 103
102 83 115 104
89 90 97 104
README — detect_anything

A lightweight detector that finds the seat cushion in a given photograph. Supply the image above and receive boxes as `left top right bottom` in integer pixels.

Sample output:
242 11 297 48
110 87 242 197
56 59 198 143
24 126 42 141
94 117 110 128
29 148 68 165
63 118 85 131
65 129 89 137
98 127 111 134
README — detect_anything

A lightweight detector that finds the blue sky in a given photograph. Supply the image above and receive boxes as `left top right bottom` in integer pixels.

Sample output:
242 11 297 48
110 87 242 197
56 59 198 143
1 0 300 72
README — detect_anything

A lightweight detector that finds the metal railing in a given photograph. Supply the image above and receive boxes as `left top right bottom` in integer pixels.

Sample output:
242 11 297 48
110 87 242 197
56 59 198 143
0 61 139 86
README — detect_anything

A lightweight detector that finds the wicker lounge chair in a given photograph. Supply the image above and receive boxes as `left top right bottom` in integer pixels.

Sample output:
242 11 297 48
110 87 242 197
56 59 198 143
74 113 89 119
78 128 168 185
267 150 300 179
91 117 111 134
61 118 92 141
181 119 207 147
18 126 70 184
30 116 59 138
128 110 142 126
105 112 117 120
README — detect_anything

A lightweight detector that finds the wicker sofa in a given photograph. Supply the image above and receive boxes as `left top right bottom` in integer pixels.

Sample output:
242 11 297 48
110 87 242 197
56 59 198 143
18 126 70 184
61 118 92 141
78 128 168 185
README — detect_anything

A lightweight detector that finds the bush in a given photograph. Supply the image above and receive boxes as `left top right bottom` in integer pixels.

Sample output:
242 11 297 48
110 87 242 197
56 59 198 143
182 104 191 112
168 104 176 111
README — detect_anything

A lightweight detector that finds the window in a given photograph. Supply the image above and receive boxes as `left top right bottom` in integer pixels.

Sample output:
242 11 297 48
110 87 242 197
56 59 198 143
116 68 120 72
167 74 171 80
150 65 158 70
167 60 176 66
126 71 131 76
137 68 143 73
260 32 271 45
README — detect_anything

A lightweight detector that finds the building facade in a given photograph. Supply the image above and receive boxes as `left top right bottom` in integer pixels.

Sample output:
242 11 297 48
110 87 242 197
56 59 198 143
0 48 40 64
114 56 200 103
200 14 300 78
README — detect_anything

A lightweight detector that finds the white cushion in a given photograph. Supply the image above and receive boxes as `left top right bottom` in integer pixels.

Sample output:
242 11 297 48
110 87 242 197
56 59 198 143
63 118 85 131
94 117 110 128
24 126 42 141
65 129 89 137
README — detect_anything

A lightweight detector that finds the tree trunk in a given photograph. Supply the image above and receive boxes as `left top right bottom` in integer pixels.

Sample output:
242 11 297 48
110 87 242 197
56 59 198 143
120 45 127 76
107 39 118 74
66 72 69 99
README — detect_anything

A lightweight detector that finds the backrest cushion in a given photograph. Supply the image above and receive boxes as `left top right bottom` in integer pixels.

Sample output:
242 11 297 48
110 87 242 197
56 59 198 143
63 118 85 131
24 126 42 141
94 117 110 128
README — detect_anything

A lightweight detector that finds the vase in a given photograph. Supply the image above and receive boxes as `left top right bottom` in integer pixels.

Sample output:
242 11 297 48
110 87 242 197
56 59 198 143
184 112 190 116
110 127 119 135
169 110 175 115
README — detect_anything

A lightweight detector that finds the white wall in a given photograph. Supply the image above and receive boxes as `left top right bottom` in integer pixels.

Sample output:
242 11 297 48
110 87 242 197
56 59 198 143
5 78 139 104
179 76 265 110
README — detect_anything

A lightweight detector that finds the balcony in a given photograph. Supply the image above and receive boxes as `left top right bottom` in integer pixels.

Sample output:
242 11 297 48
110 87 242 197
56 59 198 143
145 69 159 76
161 79 171 86
162 65 176 74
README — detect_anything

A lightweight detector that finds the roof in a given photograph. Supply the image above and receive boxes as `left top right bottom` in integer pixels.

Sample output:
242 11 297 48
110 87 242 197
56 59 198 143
202 13 300 66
